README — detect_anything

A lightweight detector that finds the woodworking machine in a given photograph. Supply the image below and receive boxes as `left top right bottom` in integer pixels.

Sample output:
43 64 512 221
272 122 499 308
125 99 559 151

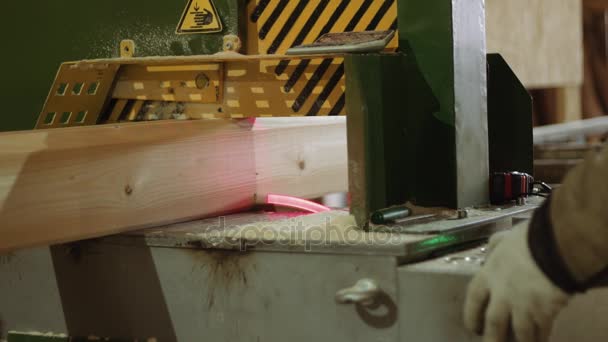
32 0 533 227
1 0 546 341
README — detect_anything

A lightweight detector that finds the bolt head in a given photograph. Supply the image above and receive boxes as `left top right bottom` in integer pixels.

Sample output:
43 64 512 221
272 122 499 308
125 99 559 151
457 209 469 219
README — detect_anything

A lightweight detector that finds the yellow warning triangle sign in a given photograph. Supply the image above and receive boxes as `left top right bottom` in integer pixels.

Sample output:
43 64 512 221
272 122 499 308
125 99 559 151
176 0 223 34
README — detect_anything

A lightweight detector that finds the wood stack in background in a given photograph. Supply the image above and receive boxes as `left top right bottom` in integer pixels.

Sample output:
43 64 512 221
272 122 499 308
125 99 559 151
487 0 583 91
486 0 608 183
488 0 608 126
582 0 608 119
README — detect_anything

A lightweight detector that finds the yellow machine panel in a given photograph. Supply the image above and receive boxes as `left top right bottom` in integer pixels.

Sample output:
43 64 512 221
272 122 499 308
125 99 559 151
36 0 399 128
243 0 398 121
112 64 224 104
36 63 120 128
246 0 398 55
223 58 346 117
36 54 348 128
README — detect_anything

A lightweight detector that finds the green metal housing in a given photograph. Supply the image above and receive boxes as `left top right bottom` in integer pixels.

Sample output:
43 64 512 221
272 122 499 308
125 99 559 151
346 53 441 225
347 0 532 225
487 54 534 175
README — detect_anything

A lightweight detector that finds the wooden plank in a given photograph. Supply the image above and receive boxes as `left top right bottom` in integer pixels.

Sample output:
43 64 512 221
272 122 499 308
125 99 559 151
254 117 348 199
487 0 583 88
534 116 608 143
556 86 583 122
531 87 583 125
0 118 347 253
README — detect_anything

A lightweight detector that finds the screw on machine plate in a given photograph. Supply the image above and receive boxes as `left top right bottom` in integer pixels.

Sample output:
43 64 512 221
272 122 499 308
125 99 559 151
222 34 242 52
120 40 135 58
457 209 469 219
195 73 210 89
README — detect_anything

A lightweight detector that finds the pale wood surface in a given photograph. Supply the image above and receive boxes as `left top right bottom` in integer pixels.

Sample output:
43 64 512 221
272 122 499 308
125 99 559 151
254 117 348 199
0 118 347 252
487 0 583 88
556 86 583 122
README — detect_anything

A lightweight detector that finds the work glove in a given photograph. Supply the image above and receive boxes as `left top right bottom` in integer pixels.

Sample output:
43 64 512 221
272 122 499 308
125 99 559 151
463 223 570 342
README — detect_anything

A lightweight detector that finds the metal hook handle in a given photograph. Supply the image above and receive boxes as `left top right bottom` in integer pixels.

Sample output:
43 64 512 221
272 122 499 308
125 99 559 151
335 278 381 306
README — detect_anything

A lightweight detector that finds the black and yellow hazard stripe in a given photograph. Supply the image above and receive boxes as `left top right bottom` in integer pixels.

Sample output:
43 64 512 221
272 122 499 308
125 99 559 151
249 0 399 116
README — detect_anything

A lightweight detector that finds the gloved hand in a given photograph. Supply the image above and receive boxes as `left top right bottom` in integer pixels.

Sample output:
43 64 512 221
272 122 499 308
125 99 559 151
463 223 571 342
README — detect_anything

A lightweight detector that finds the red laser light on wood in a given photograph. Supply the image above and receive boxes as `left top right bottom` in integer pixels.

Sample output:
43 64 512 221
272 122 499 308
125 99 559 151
266 194 331 213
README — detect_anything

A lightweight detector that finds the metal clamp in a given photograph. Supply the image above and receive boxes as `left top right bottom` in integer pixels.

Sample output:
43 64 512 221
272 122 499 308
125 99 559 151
335 279 381 306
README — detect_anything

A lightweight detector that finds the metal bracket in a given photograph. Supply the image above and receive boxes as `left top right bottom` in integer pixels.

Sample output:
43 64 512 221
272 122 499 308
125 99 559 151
335 279 381 306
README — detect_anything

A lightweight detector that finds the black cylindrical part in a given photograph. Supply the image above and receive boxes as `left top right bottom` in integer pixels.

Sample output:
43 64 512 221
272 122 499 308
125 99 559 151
371 206 411 224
